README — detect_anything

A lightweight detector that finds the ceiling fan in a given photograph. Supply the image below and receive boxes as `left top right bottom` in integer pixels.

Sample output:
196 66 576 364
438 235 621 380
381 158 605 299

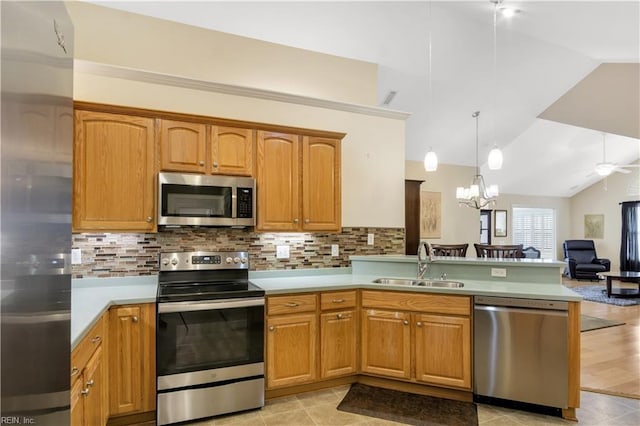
593 133 638 177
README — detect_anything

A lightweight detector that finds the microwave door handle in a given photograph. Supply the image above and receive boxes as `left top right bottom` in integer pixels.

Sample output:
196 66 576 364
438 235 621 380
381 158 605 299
231 185 237 220
158 297 264 314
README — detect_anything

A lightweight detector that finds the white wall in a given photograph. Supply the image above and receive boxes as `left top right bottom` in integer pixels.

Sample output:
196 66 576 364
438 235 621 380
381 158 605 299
569 163 640 271
68 2 407 228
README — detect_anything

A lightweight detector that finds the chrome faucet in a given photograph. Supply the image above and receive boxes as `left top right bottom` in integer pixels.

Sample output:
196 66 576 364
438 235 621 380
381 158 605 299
417 241 432 279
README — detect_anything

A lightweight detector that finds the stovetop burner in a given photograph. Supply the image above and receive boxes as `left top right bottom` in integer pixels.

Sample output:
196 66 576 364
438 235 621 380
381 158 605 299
157 251 264 303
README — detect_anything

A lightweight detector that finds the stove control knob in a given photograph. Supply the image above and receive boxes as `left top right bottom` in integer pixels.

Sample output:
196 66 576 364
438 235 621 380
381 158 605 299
162 258 169 266
240 257 247 264
170 258 178 266
225 257 233 264
233 257 240 264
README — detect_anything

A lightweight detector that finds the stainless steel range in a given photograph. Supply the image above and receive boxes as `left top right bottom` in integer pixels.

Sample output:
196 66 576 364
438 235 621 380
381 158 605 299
156 251 265 425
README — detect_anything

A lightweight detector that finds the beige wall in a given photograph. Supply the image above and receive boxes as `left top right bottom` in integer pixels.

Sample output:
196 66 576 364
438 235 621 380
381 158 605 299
406 160 572 260
68 2 407 228
569 163 640 271
66 1 377 105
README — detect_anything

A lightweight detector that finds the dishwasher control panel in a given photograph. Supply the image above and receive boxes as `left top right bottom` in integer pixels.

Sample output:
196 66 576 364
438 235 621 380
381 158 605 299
474 296 568 311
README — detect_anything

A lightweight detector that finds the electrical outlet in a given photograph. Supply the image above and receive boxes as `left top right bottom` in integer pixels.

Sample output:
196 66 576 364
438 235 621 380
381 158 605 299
331 244 339 257
367 233 374 245
276 245 290 259
71 248 82 265
491 268 507 278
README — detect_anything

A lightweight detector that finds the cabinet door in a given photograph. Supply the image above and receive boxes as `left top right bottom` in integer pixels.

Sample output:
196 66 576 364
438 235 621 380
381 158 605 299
256 131 300 231
266 313 317 388
302 136 341 231
159 119 207 173
73 110 156 231
211 126 253 176
109 304 156 415
415 313 471 389
71 375 84 426
83 346 105 426
320 310 357 378
361 309 410 379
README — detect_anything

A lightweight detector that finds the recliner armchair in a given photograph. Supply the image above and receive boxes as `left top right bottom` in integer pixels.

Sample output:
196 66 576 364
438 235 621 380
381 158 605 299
563 240 610 280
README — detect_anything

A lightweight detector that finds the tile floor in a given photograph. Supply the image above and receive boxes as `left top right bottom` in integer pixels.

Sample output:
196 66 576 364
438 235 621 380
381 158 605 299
191 385 640 425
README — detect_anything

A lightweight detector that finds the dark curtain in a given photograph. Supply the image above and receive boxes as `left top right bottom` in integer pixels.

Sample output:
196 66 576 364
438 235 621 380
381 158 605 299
620 201 640 271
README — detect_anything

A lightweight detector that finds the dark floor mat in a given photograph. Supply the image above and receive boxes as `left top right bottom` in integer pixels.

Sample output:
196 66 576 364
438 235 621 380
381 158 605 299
337 383 478 426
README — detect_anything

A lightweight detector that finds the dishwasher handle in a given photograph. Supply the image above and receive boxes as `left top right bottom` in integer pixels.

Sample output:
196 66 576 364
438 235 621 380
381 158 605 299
474 295 568 311
474 304 568 317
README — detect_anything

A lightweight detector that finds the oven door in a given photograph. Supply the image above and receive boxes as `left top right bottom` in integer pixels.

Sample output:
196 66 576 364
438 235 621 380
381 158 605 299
156 297 264 379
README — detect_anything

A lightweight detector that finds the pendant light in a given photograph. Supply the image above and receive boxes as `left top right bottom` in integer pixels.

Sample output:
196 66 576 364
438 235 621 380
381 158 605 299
423 1 438 172
488 0 503 171
456 111 499 209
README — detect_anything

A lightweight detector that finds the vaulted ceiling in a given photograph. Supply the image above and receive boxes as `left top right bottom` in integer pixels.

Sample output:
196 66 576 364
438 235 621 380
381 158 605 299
86 1 640 197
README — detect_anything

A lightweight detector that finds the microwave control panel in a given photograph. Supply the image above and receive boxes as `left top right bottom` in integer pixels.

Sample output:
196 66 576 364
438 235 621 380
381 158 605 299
237 187 253 218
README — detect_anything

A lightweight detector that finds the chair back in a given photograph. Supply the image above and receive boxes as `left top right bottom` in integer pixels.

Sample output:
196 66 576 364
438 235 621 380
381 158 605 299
431 244 468 257
474 243 523 259
563 240 597 263
522 246 541 259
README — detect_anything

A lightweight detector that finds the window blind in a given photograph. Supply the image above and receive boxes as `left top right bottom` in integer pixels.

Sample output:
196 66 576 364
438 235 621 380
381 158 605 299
512 208 556 259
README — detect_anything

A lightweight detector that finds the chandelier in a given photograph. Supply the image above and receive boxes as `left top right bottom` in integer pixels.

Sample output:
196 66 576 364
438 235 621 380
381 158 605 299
456 111 499 209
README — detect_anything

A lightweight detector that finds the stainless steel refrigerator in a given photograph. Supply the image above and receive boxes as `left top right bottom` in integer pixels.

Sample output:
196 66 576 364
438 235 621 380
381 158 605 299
1 1 73 423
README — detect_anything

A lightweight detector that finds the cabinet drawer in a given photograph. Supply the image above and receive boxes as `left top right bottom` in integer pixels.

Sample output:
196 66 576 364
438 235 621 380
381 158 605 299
72 314 105 377
320 290 357 310
361 290 470 316
267 293 317 315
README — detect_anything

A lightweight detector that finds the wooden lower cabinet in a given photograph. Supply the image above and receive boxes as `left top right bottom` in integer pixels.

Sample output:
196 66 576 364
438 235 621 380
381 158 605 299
108 303 156 417
361 309 411 379
266 313 317 388
414 313 471 389
83 346 105 426
320 310 357 378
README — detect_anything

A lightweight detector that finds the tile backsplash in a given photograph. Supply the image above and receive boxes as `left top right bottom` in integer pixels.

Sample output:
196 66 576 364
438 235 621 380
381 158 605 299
72 227 405 278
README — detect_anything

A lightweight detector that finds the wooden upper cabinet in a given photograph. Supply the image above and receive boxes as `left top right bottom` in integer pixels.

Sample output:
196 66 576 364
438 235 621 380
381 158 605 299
73 110 156 232
256 131 300 231
159 119 207 173
302 136 341 231
256 132 342 232
210 126 254 176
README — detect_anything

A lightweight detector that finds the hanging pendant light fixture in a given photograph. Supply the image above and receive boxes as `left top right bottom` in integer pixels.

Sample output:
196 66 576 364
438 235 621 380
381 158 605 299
456 111 499 209
423 1 438 172
488 0 503 171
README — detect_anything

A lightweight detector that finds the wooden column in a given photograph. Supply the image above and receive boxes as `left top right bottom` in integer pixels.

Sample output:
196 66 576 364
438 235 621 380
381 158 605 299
405 180 424 255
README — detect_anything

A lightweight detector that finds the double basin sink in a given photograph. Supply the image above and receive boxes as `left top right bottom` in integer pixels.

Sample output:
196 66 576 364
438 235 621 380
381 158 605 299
372 278 464 288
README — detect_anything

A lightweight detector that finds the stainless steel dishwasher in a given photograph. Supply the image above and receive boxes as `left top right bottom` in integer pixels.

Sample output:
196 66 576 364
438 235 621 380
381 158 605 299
474 296 568 410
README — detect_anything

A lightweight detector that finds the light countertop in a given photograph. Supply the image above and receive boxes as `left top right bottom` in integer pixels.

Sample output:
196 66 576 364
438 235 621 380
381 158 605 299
71 276 157 349
350 255 566 268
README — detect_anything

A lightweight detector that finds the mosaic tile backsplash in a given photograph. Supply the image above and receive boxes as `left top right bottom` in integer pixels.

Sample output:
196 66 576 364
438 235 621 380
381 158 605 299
71 227 405 278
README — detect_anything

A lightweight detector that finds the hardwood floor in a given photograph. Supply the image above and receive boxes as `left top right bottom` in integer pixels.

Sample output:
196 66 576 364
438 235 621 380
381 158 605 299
564 278 640 399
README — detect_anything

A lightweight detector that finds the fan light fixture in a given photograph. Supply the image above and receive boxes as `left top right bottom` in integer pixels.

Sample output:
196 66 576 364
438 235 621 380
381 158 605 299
456 111 499 209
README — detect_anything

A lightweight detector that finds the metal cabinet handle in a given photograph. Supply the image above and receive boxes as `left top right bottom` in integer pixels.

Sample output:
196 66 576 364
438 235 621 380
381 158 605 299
81 388 90 396
416 322 423 327
199 161 205 166
304 219 310 224
213 162 218 168
284 302 299 308
268 326 275 332
337 313 344 319
90 336 101 344
403 320 409 325
71 366 80 377
132 316 139 323
146 216 152 222
293 218 299 224
332 299 345 303
86 379 94 387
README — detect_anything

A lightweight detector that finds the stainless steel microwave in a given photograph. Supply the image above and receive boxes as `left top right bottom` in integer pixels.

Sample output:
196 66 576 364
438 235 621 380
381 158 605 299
158 172 255 227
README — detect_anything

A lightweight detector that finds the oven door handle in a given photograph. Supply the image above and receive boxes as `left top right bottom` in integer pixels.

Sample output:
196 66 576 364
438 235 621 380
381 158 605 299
158 297 264 313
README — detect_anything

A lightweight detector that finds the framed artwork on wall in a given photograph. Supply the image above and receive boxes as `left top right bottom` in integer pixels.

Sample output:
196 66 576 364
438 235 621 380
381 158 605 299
584 214 604 239
420 191 441 239
494 210 507 237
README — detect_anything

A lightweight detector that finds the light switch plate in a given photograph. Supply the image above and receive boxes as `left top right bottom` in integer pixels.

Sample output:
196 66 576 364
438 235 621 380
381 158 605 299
491 268 507 278
276 245 290 259
71 248 82 265
331 244 339 257
367 233 374 245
